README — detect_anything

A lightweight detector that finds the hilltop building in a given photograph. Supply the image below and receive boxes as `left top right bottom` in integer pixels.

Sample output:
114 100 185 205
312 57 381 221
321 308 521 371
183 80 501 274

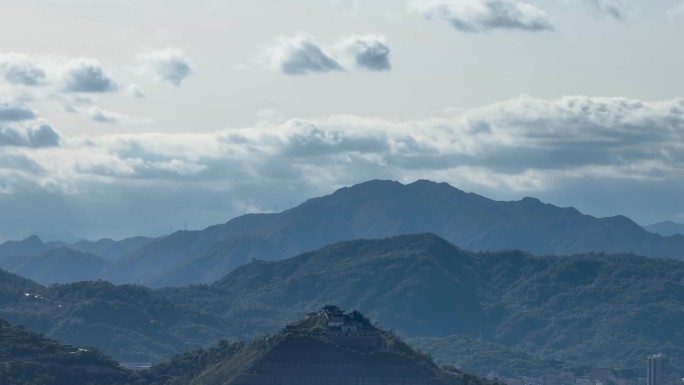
282 306 386 351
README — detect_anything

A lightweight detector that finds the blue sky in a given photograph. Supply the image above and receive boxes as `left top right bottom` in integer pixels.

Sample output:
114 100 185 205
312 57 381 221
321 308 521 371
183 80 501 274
1 0 683 241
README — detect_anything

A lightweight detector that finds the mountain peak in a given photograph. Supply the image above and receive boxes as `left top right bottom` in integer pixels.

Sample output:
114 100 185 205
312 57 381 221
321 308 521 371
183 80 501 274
22 235 45 244
0 235 51 259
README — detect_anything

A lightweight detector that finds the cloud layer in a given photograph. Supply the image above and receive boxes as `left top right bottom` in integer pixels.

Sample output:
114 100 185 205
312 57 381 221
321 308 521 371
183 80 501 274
409 0 554 32
4 95 683 191
1 95 683 238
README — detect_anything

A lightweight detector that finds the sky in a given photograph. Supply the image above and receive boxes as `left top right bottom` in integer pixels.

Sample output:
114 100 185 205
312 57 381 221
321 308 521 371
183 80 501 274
1 0 683 241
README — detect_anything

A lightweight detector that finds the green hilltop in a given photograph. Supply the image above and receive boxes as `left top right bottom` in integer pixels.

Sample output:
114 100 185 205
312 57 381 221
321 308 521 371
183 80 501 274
183 305 496 385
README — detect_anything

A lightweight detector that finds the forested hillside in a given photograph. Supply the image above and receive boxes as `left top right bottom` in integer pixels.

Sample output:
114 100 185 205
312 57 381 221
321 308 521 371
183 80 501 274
1 233 681 371
0 318 128 385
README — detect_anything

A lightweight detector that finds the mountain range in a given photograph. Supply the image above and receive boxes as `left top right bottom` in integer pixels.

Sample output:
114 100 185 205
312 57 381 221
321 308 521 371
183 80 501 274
1 179 683 287
2 233 682 372
645 220 684 237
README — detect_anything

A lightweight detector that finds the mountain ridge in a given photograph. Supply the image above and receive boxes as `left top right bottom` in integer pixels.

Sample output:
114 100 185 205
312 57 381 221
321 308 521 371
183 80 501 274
3 179 684 287
113 179 684 286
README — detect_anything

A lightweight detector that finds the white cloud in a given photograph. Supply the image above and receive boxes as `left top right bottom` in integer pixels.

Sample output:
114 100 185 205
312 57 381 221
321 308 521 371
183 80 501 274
0 99 60 148
259 33 343 75
0 54 47 86
408 0 554 32
0 123 60 148
137 48 193 87
259 33 392 75
127 84 146 98
86 106 151 125
0 101 36 122
61 58 118 93
332 34 391 71
87 106 122 124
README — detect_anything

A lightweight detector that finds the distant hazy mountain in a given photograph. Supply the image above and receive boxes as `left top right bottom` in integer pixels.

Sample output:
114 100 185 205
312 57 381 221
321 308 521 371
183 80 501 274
3 234 683 370
26 230 84 244
0 235 53 259
0 247 109 285
645 221 684 237
0 235 155 270
109 179 684 287
69 236 155 262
